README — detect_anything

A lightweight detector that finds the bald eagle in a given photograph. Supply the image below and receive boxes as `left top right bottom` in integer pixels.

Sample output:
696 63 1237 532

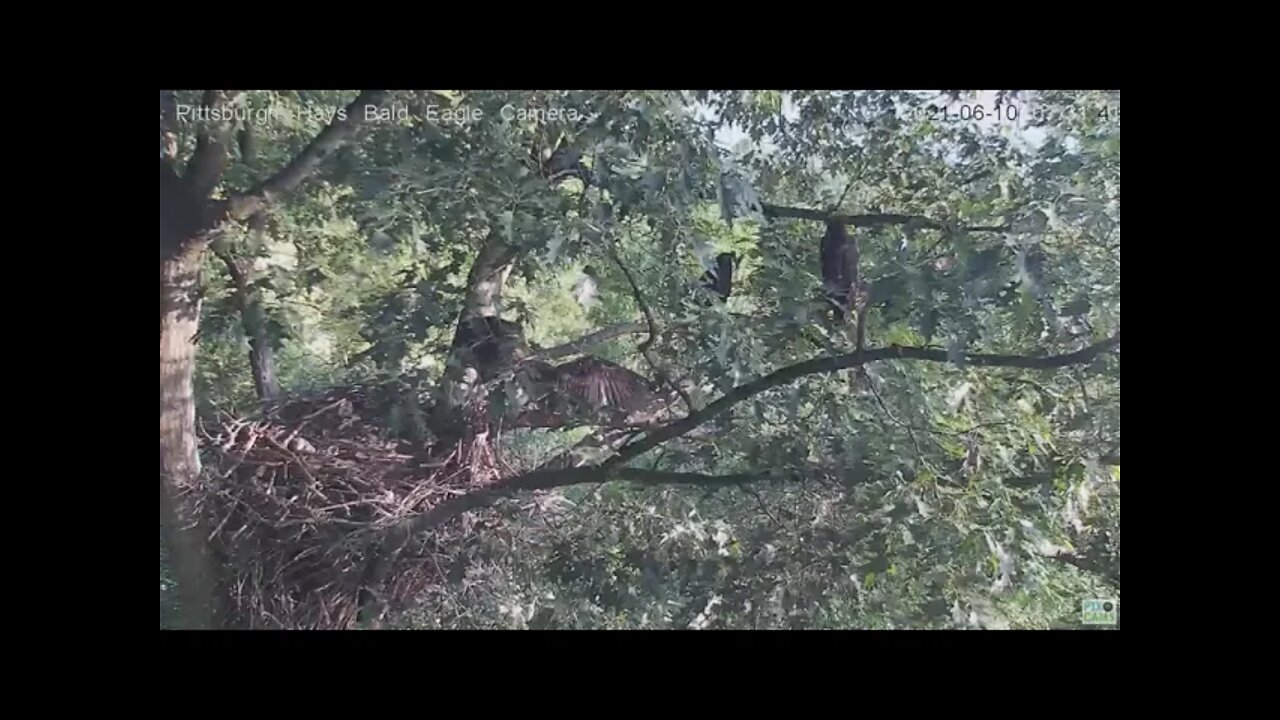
451 315 530 380
521 356 658 420
820 221 855 321
700 252 735 302
450 313 659 423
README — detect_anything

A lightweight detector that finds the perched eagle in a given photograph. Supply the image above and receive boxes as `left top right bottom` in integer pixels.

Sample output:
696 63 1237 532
820 221 855 321
700 252 735 302
451 315 530 380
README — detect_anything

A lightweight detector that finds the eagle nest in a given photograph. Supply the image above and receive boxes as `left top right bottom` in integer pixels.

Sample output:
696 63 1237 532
195 384 511 630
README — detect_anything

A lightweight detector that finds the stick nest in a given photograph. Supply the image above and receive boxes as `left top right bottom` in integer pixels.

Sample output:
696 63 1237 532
196 384 508 629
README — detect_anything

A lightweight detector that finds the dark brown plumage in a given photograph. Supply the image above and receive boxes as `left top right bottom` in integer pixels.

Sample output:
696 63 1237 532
701 252 735 302
820 221 855 321
451 315 529 380
450 312 657 420
551 356 655 412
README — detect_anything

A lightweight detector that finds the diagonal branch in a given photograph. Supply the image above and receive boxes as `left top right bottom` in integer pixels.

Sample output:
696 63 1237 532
226 90 388 222
165 91 388 264
387 332 1120 543
359 333 1119 615
214 245 248 287
832 178 857 213
742 484 783 526
603 332 1120 469
865 373 926 457
762 203 1010 233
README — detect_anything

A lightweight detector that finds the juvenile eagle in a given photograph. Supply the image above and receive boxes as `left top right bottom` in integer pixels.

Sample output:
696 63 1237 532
522 356 658 419
451 315 530 380
700 252 735 302
820 221 855 321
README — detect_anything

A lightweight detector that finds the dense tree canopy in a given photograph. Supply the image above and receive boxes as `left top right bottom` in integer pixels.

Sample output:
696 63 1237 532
160 90 1119 630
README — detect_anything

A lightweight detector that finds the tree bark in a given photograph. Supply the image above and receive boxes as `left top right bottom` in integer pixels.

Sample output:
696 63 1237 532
159 245 223 628
248 325 280 401
462 231 517 321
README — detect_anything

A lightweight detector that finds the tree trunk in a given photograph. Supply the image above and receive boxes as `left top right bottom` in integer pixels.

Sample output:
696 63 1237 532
248 332 280 402
160 245 223 628
217 248 280 401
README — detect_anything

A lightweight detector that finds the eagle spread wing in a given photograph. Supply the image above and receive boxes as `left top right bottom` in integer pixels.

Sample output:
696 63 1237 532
551 357 655 412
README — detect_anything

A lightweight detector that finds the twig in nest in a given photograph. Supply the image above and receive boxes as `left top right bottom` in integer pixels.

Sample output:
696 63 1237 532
219 425 262 479
208 496 244 541
203 388 512 628
218 419 249 450
264 435 317 485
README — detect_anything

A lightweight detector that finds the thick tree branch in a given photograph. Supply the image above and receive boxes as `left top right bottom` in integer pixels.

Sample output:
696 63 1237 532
395 332 1120 545
185 90 240 200
163 91 386 264
761 204 1010 233
603 332 1121 469
461 231 518 319
226 90 388 222
362 334 1118 621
